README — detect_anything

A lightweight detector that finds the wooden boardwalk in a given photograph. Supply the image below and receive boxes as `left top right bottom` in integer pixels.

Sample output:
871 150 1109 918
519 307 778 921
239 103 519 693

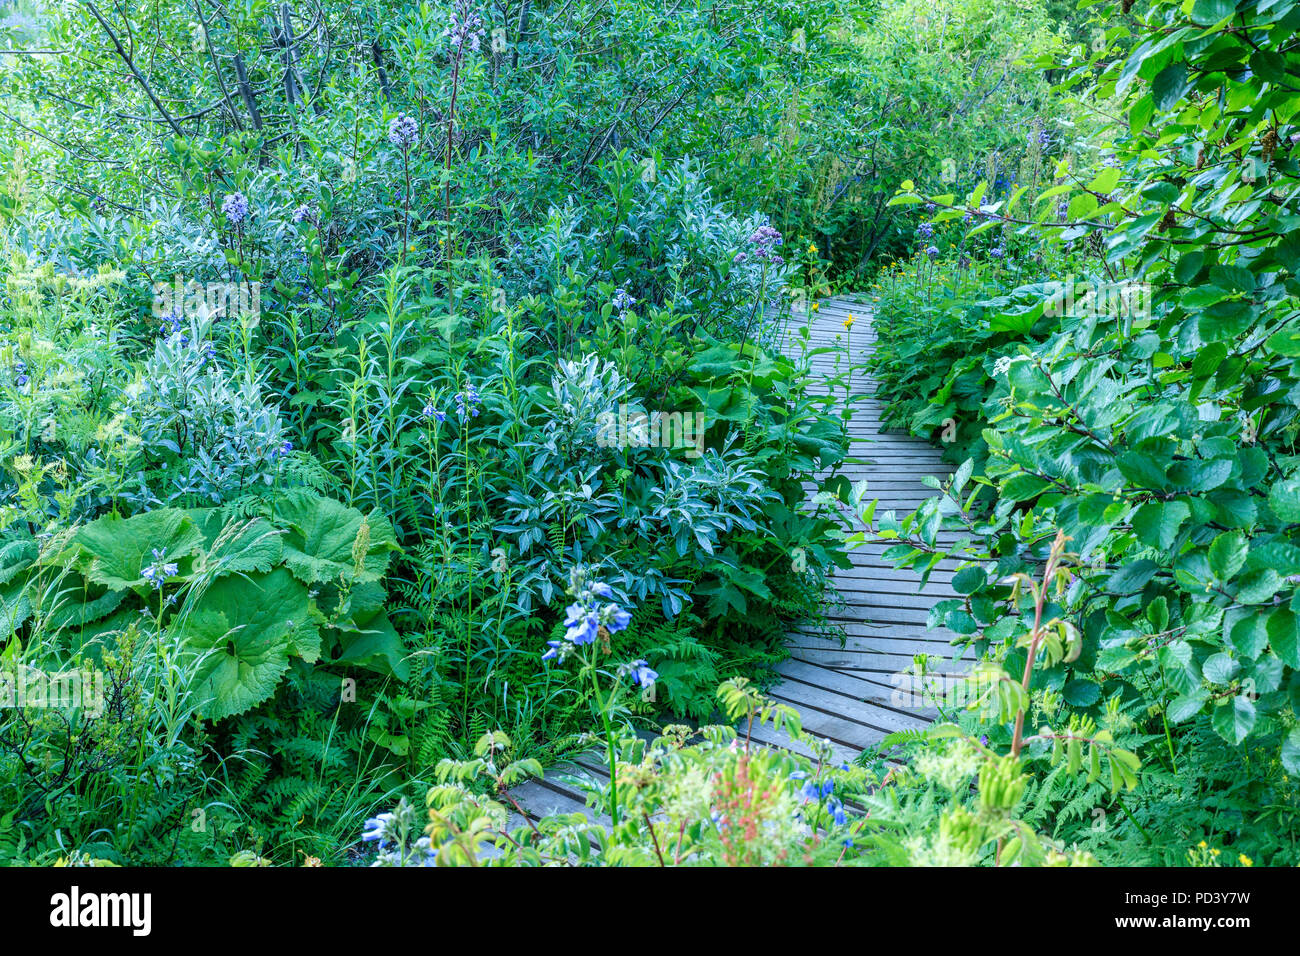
508 296 965 820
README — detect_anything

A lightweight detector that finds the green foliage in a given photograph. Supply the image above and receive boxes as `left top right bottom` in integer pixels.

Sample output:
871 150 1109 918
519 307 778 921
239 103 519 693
0 0 899 865
361 680 1094 866
866 0 1300 863
2 495 400 720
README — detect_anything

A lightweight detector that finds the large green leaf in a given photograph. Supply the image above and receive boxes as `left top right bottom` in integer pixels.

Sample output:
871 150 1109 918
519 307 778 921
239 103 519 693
70 509 205 590
1268 478 1300 521
0 581 32 636
180 606 291 721
178 568 321 719
1208 531 1248 580
1211 695 1256 745
272 492 399 585
34 573 127 631
333 608 409 681
1131 500 1190 550
190 512 284 575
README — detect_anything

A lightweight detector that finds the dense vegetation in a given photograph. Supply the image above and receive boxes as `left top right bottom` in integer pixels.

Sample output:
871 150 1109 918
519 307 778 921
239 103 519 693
1 0 1296 867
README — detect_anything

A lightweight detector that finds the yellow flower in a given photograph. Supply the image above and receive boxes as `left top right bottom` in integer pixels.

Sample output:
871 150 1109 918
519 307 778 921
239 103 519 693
844 315 855 329
1238 854 1253 867
1211 848 1220 856
807 242 818 256
811 302 819 311
1198 841 1208 849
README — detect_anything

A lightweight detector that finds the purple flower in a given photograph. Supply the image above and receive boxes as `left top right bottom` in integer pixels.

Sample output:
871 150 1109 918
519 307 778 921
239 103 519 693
746 223 784 262
291 203 314 224
221 192 249 227
454 382 481 419
388 114 419 148
448 2 485 53
605 603 631 633
989 245 1006 260
541 640 562 662
627 659 658 687
926 245 940 260
917 222 934 239
563 603 600 645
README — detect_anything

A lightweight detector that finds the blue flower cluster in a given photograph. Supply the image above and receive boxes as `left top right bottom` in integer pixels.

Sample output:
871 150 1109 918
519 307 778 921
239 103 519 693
388 114 419 148
362 806 438 867
159 311 189 345
542 571 633 661
141 548 179 589
925 245 940 261
422 401 447 423
612 287 635 322
792 770 847 826
454 382 480 419
221 192 249 227
12 359 28 387
622 658 658 687
917 221 934 239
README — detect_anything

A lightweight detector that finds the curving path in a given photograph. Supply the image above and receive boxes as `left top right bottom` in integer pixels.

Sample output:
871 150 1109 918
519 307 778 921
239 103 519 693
507 296 968 821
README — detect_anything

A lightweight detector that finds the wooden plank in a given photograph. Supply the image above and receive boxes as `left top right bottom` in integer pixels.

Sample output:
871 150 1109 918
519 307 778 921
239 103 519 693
505 297 964 817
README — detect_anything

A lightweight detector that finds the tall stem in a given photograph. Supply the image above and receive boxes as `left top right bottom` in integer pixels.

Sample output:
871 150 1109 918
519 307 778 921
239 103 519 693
1009 531 1067 759
589 667 620 826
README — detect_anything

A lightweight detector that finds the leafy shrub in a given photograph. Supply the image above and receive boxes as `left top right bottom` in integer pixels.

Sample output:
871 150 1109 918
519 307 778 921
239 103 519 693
865 0 1300 863
361 679 1097 866
2 493 400 718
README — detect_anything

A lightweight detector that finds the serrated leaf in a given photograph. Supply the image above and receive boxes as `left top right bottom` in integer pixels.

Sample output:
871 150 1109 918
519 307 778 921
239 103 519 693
1131 500 1190 550
1268 478 1300 521
178 568 320 718
273 491 400 585
191 512 284 575
1167 691 1209 723
1211 695 1256 745
70 509 205 590
1208 531 1248 580
1202 652 1239 684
